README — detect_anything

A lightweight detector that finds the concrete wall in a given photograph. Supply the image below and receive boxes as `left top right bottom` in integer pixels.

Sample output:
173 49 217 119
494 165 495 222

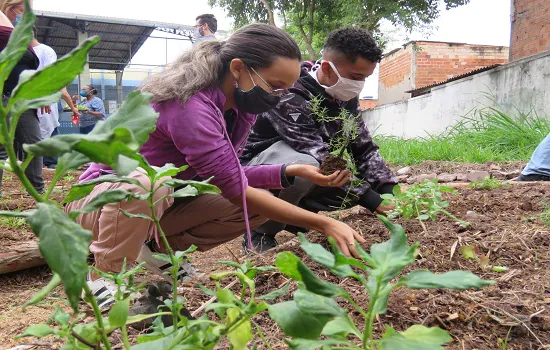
510 0 550 60
363 50 550 138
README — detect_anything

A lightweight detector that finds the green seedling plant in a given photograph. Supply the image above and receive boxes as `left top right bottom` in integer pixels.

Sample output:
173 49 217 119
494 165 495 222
470 177 509 190
1 4 271 349
459 245 508 273
382 180 470 228
268 216 495 349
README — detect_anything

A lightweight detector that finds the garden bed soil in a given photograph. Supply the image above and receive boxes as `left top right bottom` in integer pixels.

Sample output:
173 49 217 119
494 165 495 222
1 162 549 349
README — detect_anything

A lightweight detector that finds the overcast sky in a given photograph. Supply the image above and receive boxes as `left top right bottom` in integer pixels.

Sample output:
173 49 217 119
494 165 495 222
33 0 511 97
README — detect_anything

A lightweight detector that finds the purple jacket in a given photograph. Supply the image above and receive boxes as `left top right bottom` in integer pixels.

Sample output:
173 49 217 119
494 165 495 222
79 87 285 199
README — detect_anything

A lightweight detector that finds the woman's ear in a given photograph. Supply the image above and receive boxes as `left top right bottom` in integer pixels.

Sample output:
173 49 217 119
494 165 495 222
229 58 246 82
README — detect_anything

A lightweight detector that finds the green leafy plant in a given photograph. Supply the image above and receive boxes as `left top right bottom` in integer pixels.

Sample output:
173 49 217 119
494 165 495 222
308 96 362 175
381 180 469 228
0 215 27 229
470 177 509 190
269 216 495 349
459 245 508 273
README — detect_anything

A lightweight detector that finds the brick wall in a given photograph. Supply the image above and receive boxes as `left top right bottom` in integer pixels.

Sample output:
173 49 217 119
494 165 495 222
414 42 509 88
359 99 378 110
378 45 412 105
511 0 550 60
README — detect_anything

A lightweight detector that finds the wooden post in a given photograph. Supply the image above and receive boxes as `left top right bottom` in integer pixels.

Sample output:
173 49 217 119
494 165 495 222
0 241 44 275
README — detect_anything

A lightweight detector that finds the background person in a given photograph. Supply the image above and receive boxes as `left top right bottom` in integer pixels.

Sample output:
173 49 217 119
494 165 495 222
193 13 217 46
66 24 364 309
72 85 105 134
241 28 397 252
0 0 44 193
517 133 550 181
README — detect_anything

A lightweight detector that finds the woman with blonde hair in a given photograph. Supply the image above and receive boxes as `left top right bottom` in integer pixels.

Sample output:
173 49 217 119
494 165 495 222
0 0 44 193
67 24 363 309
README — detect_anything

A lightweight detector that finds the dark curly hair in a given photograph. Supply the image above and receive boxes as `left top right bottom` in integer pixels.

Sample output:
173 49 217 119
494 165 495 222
324 28 382 63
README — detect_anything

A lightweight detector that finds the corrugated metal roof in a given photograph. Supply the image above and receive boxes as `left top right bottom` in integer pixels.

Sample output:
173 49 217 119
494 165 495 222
34 11 196 71
405 64 501 97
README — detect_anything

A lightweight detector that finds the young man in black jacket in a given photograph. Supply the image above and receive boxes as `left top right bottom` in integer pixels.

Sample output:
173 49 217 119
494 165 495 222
240 28 397 252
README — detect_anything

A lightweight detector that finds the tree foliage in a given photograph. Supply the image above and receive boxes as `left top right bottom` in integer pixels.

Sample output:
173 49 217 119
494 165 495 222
209 0 469 58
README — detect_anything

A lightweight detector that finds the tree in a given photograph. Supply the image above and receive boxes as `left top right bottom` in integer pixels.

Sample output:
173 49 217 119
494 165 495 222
209 0 470 59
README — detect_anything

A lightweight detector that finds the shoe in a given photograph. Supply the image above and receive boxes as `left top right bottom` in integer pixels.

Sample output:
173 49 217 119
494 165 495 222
46 164 57 169
516 174 550 182
84 271 117 310
137 242 198 283
243 231 278 254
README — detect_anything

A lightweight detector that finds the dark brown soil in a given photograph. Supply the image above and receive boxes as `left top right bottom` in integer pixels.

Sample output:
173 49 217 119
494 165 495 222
320 154 348 175
1 163 550 349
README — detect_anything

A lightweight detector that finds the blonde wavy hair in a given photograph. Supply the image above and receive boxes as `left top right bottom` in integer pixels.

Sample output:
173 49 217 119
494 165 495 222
139 23 301 105
0 0 30 15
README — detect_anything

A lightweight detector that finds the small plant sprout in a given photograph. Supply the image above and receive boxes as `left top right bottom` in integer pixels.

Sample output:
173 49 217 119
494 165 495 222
470 177 509 190
269 216 494 349
381 180 470 228
459 245 509 273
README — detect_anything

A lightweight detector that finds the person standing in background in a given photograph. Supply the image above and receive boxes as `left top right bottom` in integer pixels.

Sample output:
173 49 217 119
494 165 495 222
72 85 105 134
0 0 44 194
31 28 80 168
193 13 217 46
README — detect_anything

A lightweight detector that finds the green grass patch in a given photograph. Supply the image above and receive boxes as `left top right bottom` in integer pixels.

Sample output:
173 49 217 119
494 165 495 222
374 107 550 165
470 178 510 190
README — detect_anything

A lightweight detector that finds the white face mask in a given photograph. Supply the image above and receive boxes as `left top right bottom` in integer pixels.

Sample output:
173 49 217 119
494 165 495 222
309 61 365 101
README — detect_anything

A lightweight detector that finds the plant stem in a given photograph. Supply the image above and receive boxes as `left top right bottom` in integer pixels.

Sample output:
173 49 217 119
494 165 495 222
83 283 112 350
44 171 64 200
147 190 179 330
121 325 131 350
363 276 382 349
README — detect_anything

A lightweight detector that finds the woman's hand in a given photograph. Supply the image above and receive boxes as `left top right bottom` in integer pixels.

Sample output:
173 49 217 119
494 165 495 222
375 201 395 215
71 106 81 116
321 217 366 258
286 164 351 188
40 105 51 114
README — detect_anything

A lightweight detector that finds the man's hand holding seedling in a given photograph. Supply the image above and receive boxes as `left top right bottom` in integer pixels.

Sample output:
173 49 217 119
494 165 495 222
286 164 351 187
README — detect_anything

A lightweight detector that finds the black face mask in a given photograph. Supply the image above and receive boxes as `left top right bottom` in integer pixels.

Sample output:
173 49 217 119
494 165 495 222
234 85 281 115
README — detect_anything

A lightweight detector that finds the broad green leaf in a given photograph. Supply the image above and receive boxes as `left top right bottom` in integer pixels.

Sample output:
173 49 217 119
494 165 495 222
23 273 61 310
275 252 345 297
153 163 189 181
366 278 393 316
55 91 158 178
162 178 221 195
492 266 508 272
25 127 140 175
64 175 143 203
152 253 172 263
69 189 139 219
52 306 70 326
0 0 34 89
399 270 495 290
322 316 361 339
286 338 353 350
294 289 346 318
371 216 418 283
401 325 452 345
459 245 476 260
226 308 252 350
108 298 130 328
11 37 100 101
268 301 329 340
379 325 451 350
18 324 57 338
11 89 62 117
27 203 91 311
169 186 199 198
257 281 291 300
119 209 152 220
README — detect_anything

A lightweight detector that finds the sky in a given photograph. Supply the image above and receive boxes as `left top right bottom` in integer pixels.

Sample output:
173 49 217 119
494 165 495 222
33 0 511 98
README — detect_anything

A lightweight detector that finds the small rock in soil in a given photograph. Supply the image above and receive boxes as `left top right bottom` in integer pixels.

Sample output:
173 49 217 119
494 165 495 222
466 171 490 182
465 210 488 222
397 166 412 176
406 176 417 184
520 201 533 211
415 173 437 183
489 164 502 171
397 174 409 182
437 173 457 183
493 169 521 180
456 173 468 182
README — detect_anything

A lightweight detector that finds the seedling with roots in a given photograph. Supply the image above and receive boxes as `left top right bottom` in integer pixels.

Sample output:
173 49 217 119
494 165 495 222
308 95 362 175
269 216 494 349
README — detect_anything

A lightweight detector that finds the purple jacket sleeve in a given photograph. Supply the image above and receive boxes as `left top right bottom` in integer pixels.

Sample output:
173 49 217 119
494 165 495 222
242 165 284 189
166 99 283 199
